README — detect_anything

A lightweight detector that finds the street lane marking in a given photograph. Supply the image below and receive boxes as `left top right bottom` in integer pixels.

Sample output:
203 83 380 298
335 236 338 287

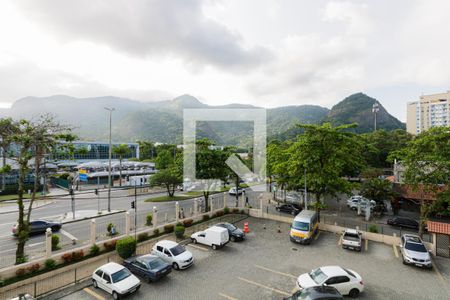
83 287 106 300
237 277 290 296
254 265 297 279
187 244 209 251
314 231 320 240
365 239 369 251
392 244 399 258
431 260 450 296
219 292 238 300
28 242 44 247
60 229 78 242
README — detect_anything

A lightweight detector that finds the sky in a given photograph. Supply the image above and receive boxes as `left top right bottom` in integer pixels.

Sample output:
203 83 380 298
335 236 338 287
1 0 450 121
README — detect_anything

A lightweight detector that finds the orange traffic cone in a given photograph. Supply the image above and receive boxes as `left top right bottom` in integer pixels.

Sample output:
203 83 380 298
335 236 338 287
243 222 250 234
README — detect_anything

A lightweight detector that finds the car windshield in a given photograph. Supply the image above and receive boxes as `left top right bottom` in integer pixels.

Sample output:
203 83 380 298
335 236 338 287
149 258 166 269
111 268 131 283
170 244 185 256
226 224 237 231
292 221 309 231
405 242 427 252
309 268 327 284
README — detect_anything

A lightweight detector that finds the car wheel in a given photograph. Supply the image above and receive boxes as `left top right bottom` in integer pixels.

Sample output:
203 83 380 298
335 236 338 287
51 226 59 232
349 288 360 298
212 244 217 250
172 262 179 270
112 291 120 300
192 238 197 244
92 280 98 288
402 255 407 265
230 236 236 242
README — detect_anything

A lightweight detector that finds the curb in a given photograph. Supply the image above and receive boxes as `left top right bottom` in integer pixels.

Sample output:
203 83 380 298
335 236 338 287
61 210 126 225
0 201 55 215
39 278 92 300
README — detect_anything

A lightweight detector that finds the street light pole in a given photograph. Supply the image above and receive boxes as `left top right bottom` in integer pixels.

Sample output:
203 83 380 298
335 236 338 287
104 107 115 212
304 167 308 210
372 103 379 131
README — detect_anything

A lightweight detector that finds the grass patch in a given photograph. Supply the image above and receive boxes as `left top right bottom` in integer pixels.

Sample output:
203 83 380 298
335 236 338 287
144 195 192 202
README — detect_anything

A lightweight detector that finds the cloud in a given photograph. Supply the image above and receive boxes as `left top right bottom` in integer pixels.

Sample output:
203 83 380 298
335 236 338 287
13 0 272 71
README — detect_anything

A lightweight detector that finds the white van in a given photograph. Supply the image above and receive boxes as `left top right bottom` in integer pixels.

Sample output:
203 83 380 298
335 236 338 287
191 226 229 250
290 210 319 245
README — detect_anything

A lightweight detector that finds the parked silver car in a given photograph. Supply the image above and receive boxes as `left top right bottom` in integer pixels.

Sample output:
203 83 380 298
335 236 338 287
342 229 362 252
400 234 432 268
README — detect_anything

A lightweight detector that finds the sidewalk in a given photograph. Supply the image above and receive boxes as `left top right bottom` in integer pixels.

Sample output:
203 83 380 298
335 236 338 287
0 199 54 214
60 209 125 223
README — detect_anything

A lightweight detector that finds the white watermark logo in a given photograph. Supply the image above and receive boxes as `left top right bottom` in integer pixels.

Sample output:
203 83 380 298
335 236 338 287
183 109 266 192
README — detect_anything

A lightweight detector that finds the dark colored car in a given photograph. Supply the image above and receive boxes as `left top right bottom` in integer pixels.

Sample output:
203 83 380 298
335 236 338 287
387 217 419 230
215 222 245 242
123 254 172 282
283 286 343 300
276 203 302 215
12 220 62 236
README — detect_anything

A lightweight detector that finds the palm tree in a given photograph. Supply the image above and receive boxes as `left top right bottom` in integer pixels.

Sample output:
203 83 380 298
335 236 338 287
112 144 130 186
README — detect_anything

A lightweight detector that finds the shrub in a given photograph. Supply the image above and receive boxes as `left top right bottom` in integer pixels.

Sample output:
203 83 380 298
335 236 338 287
183 219 193 227
72 250 84 261
116 236 137 259
153 228 160 236
163 224 174 233
89 244 100 256
137 232 149 242
146 214 153 226
103 240 117 251
44 259 56 270
61 253 73 263
26 263 40 274
15 268 26 277
239 209 246 214
16 256 28 264
231 208 239 214
202 214 210 221
224 207 230 214
174 224 185 239
52 234 61 251
368 224 379 233
215 210 224 217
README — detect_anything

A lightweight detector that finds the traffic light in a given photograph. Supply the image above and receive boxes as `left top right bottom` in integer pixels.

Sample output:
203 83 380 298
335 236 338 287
131 201 135 209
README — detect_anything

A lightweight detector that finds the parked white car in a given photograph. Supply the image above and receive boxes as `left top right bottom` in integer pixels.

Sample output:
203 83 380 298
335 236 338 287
346 195 363 207
92 262 141 300
348 197 376 211
191 226 229 249
151 240 194 270
342 229 362 251
297 266 364 298
229 187 244 195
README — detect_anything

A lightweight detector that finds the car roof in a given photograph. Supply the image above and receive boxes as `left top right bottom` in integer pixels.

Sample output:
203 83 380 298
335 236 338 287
139 254 160 262
403 234 422 243
344 229 359 235
319 266 347 277
155 240 178 248
207 226 228 232
98 262 124 273
294 210 317 222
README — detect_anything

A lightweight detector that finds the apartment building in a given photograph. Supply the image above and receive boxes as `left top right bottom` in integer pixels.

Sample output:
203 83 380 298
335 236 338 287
406 91 450 134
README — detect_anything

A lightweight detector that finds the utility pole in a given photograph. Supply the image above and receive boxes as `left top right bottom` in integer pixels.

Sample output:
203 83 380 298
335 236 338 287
134 183 137 242
304 167 308 210
70 186 75 219
104 107 115 212
372 103 379 131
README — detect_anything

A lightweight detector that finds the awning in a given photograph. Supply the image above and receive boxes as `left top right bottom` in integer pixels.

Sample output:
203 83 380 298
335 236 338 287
427 220 450 235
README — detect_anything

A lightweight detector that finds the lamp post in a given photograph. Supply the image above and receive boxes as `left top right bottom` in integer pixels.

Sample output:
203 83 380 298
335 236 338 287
104 107 115 212
372 103 379 131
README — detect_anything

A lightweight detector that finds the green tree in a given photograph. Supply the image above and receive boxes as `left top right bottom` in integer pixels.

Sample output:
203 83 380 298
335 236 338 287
150 166 182 197
400 126 450 236
113 144 130 186
137 140 156 160
75 146 89 158
286 123 365 218
428 190 450 218
360 178 395 203
155 149 175 170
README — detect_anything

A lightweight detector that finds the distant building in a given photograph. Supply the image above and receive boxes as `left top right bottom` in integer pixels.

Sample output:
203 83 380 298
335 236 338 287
407 91 450 134
52 141 140 161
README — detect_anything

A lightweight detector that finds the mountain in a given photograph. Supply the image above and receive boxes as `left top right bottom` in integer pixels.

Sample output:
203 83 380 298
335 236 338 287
0 93 404 146
324 93 405 133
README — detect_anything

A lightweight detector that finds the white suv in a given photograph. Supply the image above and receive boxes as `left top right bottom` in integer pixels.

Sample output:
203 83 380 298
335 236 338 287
400 234 432 268
151 240 194 270
92 262 140 299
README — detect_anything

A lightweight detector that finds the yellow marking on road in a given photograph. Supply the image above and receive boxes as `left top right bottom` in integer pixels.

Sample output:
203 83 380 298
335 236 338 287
431 260 450 296
365 239 369 251
219 292 238 300
337 236 342 246
392 244 399 258
314 231 321 240
83 288 106 300
187 244 209 251
237 277 290 296
291 286 299 294
254 265 297 279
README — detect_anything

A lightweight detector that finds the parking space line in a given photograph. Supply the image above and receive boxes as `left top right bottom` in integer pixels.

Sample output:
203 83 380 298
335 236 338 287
237 277 290 296
187 244 209 251
392 244 399 258
431 260 450 296
219 292 238 300
83 287 106 300
314 231 320 240
254 265 297 279
337 236 342 246
365 239 369 251
60 229 78 242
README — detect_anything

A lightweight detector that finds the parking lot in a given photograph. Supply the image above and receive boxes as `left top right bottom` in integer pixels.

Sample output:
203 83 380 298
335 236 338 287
58 217 450 300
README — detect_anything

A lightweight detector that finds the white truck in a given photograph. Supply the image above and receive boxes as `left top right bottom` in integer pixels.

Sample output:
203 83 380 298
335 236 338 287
342 229 362 252
191 226 229 250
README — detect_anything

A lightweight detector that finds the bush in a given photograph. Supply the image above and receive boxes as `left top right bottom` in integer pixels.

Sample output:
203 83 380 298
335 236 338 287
116 236 137 259
368 224 379 233
231 208 239 214
103 240 117 251
153 228 160 236
202 214 210 221
215 210 224 217
26 263 40 274
224 207 230 214
174 223 185 239
16 256 28 264
89 244 100 256
146 214 153 226
61 252 73 263
15 268 26 277
183 219 193 227
52 234 61 251
44 259 56 270
163 224 174 233
137 232 149 242
72 250 84 261
239 209 246 214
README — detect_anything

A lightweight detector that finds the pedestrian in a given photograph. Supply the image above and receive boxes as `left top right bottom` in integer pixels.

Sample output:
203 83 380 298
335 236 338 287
245 195 249 207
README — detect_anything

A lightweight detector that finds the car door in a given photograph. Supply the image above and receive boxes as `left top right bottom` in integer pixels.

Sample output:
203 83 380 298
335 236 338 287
197 232 207 244
101 272 113 294
133 260 148 277
327 276 352 295
155 245 166 261
163 247 174 263
31 221 45 234
94 269 104 289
